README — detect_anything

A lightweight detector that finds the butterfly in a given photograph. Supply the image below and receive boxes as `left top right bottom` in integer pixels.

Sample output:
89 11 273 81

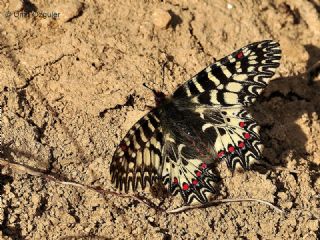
110 40 281 205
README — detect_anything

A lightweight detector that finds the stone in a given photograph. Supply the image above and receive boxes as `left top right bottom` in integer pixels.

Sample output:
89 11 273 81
152 9 172 29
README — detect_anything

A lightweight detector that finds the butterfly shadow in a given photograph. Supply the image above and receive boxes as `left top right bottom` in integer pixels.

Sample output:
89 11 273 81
252 43 320 191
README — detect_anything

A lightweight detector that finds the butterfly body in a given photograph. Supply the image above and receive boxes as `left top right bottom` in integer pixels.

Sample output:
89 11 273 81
110 40 281 204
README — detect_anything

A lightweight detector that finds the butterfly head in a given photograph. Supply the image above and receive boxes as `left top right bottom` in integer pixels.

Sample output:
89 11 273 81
143 83 167 106
154 91 166 106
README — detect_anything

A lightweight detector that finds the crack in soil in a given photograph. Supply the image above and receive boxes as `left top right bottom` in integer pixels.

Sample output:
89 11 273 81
188 12 205 53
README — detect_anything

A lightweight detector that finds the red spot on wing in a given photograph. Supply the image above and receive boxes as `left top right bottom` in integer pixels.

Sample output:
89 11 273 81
182 183 189 191
201 163 207 169
228 146 235 153
237 51 244 59
196 171 202 177
192 179 198 185
244 133 251 139
218 151 225 158
239 122 245 128
238 141 245 148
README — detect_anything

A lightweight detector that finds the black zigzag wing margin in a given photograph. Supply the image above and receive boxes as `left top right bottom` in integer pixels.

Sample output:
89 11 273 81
196 105 263 171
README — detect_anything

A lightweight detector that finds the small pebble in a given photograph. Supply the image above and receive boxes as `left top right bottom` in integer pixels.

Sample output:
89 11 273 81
277 191 287 200
283 201 293 209
31 194 40 205
227 3 233 9
2 116 10 125
152 9 172 29
307 220 319 231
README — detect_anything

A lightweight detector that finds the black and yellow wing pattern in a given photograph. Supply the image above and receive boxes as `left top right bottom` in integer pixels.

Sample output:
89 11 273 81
110 40 281 204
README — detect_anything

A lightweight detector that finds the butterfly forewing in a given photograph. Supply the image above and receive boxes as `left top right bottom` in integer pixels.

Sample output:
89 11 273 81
110 40 282 205
173 40 281 106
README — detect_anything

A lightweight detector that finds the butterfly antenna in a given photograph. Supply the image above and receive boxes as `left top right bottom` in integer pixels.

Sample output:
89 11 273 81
143 82 157 94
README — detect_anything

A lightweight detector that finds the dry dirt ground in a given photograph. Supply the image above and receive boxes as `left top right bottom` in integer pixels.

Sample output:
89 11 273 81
0 0 320 239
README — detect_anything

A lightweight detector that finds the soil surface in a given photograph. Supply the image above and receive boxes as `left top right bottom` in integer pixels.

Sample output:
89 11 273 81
0 0 320 239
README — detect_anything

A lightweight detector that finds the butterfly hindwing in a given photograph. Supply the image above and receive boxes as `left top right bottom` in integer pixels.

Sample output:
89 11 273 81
159 102 220 204
161 140 219 204
196 105 263 170
110 110 163 193
173 40 281 106
158 100 262 204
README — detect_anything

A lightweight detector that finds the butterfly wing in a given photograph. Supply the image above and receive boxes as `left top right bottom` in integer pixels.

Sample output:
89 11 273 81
159 103 220 204
173 40 281 106
195 105 263 171
110 109 164 193
157 99 261 204
161 138 219 204
170 40 281 172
